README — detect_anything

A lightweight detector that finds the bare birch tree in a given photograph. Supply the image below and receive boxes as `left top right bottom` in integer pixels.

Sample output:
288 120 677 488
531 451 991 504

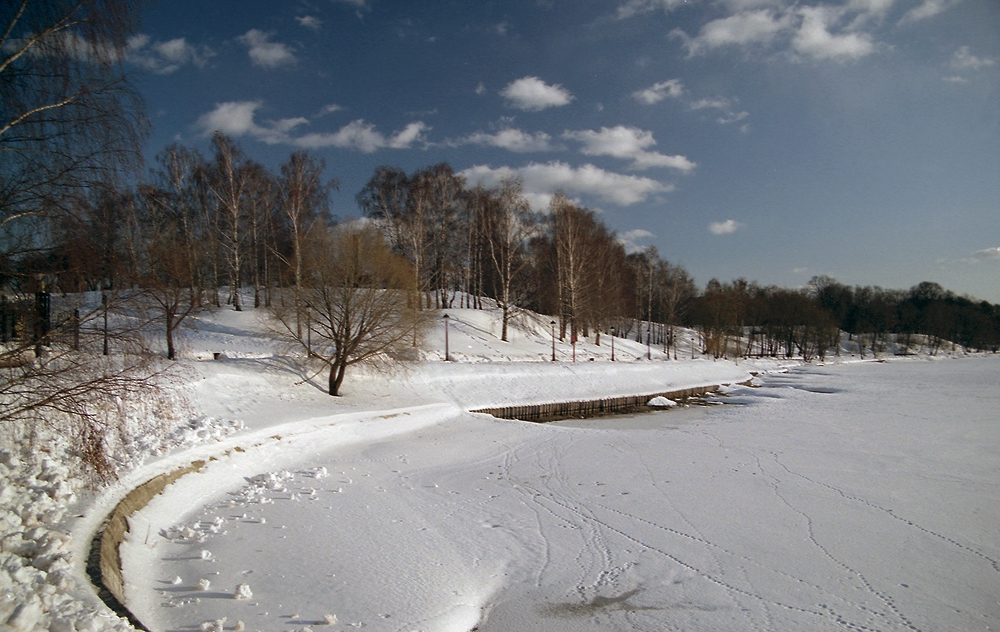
277 151 334 337
482 178 535 341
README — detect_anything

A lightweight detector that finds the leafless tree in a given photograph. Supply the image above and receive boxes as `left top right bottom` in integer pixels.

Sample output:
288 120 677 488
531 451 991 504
0 0 162 479
135 182 204 360
207 132 251 311
272 224 426 396
481 178 536 341
277 151 334 337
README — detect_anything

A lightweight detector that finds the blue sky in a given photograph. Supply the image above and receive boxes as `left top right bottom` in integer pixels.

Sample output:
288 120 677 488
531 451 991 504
129 0 1000 302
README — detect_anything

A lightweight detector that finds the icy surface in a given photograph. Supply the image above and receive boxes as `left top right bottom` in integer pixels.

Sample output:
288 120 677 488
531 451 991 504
122 357 1000 632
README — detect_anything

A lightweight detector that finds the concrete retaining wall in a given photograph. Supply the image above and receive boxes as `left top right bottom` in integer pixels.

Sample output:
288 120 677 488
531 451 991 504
472 385 720 422
99 461 206 609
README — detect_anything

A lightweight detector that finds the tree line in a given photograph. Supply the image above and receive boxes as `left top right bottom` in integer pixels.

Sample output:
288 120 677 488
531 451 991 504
9 137 1000 374
688 277 1000 361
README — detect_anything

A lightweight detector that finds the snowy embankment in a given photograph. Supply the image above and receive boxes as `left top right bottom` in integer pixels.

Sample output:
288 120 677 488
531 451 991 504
3 302 994 632
118 357 1000 632
1 304 762 632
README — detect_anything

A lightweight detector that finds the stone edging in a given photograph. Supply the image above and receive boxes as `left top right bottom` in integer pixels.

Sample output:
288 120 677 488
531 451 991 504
471 384 727 422
96 460 207 626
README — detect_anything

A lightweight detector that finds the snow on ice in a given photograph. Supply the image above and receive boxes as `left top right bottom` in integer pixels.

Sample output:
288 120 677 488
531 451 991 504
2 302 998 632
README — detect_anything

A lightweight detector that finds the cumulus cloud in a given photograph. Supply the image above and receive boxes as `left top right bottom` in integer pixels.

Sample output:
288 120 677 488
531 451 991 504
672 10 790 56
792 6 875 60
617 0 695 19
297 16 322 30
562 126 696 172
293 120 429 152
501 77 574 111
708 219 742 235
632 79 685 104
457 129 556 152
195 101 427 151
899 0 961 24
951 46 997 70
319 103 345 115
672 2 885 62
238 29 296 68
460 162 669 208
972 247 1000 261
196 101 265 137
127 34 213 74
618 229 656 253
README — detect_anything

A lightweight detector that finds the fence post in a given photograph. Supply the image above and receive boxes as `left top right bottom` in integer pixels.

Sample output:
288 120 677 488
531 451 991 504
73 308 80 350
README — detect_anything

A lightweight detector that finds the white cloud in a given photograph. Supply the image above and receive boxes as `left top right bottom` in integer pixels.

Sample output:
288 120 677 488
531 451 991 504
475 82 487 95
951 46 997 70
500 77 574 111
899 0 961 23
295 120 429 152
297 16 322 30
673 10 790 56
689 96 750 125
942 75 968 84
238 29 296 68
319 103 345 115
196 101 264 137
972 247 1000 261
459 129 556 152
460 162 669 208
689 97 731 111
563 126 696 172
387 121 430 149
792 6 875 61
195 101 427 151
618 229 656 253
672 3 885 62
708 219 742 235
632 79 685 104
127 35 213 74
617 0 696 19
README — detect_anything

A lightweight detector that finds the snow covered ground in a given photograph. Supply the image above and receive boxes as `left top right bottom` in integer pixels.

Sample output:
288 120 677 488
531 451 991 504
117 357 1000 632
2 302 998 632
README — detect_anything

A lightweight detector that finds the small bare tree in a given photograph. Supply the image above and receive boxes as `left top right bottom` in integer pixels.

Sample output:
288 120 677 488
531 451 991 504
481 178 536 342
273 224 427 396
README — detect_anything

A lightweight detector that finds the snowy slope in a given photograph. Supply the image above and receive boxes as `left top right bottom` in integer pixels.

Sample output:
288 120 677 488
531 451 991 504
2 299 996 632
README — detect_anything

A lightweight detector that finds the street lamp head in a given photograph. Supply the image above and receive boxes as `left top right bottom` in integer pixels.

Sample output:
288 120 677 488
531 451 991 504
443 314 449 320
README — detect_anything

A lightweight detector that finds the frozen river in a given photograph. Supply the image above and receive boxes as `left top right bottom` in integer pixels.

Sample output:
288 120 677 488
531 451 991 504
121 357 1000 632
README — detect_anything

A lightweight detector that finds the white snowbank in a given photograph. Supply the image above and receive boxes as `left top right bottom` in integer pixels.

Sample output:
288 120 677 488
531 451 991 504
1 298 993 632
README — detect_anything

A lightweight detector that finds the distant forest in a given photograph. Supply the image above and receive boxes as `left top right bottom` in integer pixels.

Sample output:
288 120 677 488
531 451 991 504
5 135 999 362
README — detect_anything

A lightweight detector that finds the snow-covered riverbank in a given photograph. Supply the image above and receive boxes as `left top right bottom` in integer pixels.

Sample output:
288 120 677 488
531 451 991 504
117 357 1000 632
2 305 997 632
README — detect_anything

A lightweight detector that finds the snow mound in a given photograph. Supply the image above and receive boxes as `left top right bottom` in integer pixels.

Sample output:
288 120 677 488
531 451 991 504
646 396 677 407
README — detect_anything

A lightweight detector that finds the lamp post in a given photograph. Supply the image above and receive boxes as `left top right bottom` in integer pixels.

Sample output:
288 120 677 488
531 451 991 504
610 326 616 362
550 320 556 362
443 313 450 361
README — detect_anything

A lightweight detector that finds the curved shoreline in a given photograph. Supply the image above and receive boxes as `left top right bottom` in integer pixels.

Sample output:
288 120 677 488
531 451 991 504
90 376 749 629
